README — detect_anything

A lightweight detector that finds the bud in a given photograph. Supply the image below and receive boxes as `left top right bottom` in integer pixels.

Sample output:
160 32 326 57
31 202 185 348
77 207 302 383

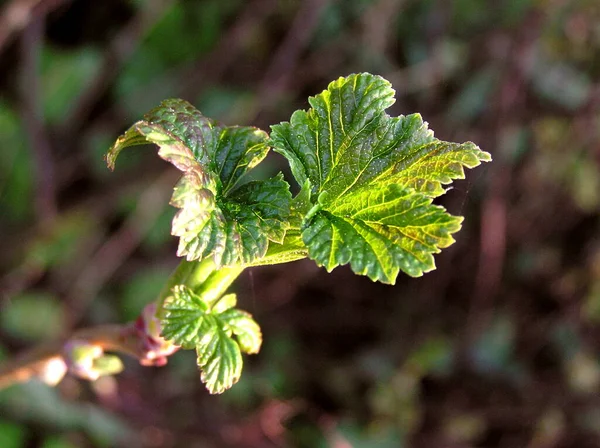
134 303 179 366
63 341 123 381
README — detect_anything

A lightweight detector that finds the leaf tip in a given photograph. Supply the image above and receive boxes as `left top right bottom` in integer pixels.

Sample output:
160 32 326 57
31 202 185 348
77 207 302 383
104 151 116 171
480 149 493 162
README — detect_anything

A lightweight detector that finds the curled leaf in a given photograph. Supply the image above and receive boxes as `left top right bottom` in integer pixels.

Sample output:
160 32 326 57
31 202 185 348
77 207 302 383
106 99 292 267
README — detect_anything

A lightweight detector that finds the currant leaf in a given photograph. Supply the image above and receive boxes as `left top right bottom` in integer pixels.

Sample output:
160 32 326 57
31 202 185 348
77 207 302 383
160 285 262 394
196 319 242 394
271 73 490 283
106 99 291 267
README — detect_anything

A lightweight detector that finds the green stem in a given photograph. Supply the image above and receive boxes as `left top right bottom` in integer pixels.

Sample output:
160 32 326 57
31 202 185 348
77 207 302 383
0 258 245 391
194 265 244 307
155 258 244 316
0 323 144 391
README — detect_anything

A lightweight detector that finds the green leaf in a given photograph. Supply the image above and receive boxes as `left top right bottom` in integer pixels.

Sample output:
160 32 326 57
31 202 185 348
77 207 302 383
106 99 292 267
244 230 308 267
243 180 313 267
160 285 262 393
302 184 462 282
196 319 242 394
392 140 491 197
107 99 213 171
271 73 490 283
161 285 210 349
211 293 237 314
219 309 262 354
171 172 291 266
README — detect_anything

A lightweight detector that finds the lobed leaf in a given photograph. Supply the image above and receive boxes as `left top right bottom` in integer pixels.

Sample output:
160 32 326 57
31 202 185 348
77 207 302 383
172 173 291 265
392 140 492 197
160 285 262 393
271 73 491 283
161 285 210 349
196 319 242 394
106 99 291 267
303 184 463 283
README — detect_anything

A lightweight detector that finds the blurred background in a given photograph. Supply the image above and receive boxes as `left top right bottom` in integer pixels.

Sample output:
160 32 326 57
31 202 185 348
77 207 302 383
1 0 600 446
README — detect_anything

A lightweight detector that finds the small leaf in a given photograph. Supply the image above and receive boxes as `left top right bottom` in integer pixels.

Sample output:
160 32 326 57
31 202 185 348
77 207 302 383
106 99 292 267
242 180 312 267
211 293 237 314
160 285 262 393
220 308 263 354
289 180 313 228
212 126 271 195
161 285 209 349
196 317 242 394
271 73 490 283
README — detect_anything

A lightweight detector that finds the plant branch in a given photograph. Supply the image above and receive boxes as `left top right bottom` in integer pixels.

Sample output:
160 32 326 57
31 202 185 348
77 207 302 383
61 0 173 134
0 0 68 54
0 258 246 392
0 323 144 391
20 11 57 223
63 169 179 330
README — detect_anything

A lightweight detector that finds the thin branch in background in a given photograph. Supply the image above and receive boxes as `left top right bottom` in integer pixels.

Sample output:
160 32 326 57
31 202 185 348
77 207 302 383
0 0 69 54
0 264 44 305
248 0 330 122
71 0 276 149
385 41 464 98
0 174 162 304
220 0 329 126
62 170 179 330
360 0 404 61
175 0 279 101
461 18 539 360
62 0 173 134
259 0 330 95
20 12 57 223
470 169 508 310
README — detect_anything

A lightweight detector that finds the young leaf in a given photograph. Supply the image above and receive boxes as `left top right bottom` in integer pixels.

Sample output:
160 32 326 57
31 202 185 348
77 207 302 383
211 293 237 314
171 172 291 266
106 99 292 267
160 285 262 393
244 230 308 267
196 319 242 394
219 308 262 354
271 73 490 283
161 285 210 349
243 180 313 267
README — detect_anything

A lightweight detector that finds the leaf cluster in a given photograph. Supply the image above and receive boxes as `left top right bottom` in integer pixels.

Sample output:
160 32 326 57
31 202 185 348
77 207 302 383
107 100 291 267
106 73 490 392
161 285 261 394
107 73 490 283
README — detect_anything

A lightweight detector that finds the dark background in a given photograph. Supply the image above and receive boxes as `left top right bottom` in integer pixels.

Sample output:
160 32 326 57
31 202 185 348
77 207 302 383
1 0 600 447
